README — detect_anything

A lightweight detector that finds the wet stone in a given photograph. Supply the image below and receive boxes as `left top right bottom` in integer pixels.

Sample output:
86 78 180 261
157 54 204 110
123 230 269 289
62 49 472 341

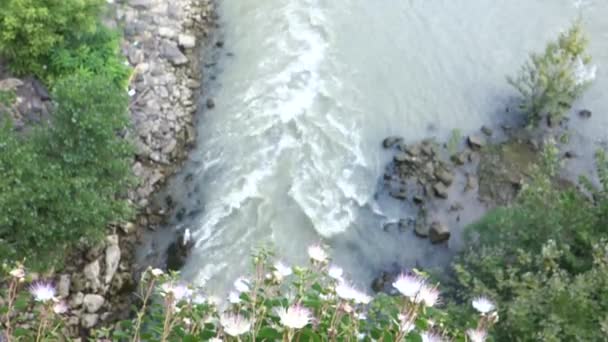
382 136 403 149
481 125 493 136
414 221 430 238
467 135 486 150
433 182 448 199
389 189 408 200
579 109 592 118
394 152 415 164
429 222 450 244
451 152 467 165
434 169 454 186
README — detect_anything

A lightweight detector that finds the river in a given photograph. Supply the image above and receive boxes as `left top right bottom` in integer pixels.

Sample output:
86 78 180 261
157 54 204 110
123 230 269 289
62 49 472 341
142 0 608 295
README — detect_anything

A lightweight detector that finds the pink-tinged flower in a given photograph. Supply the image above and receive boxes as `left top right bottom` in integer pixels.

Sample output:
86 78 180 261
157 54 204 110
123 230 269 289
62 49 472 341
29 282 56 302
220 313 252 336
335 282 372 304
416 285 440 307
9 267 25 279
307 244 328 263
53 301 68 314
233 277 250 293
472 296 495 314
160 282 192 302
420 331 444 342
392 273 424 298
328 265 344 280
274 261 293 277
466 328 488 342
275 304 312 329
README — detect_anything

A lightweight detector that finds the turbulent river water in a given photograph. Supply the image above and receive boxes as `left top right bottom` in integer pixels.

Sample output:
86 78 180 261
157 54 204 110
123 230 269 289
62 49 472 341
145 0 608 294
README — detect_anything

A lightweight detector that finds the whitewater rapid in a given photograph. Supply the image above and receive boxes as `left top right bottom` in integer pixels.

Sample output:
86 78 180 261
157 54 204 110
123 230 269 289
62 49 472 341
146 0 608 294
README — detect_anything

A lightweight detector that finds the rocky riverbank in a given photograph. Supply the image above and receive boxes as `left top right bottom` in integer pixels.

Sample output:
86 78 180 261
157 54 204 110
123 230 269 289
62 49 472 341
371 111 594 293
1 0 216 337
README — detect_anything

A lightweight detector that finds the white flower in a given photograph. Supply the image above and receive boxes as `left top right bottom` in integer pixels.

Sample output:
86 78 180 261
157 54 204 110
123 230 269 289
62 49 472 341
417 285 440 307
29 282 56 302
392 273 424 298
228 291 241 304
9 267 25 279
220 313 252 336
274 261 293 277
275 304 312 329
53 301 68 314
472 296 495 314
355 312 367 320
357 333 366 340
466 328 488 342
307 244 328 263
420 331 443 342
207 295 221 306
328 265 344 280
150 268 164 277
160 283 192 302
335 282 372 304
191 293 206 305
233 277 250 293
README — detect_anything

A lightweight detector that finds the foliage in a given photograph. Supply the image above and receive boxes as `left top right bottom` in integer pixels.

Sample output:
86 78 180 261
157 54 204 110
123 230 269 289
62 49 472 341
447 129 463 155
2 248 496 341
0 74 133 268
0 0 105 77
507 21 596 126
452 144 608 340
46 26 131 88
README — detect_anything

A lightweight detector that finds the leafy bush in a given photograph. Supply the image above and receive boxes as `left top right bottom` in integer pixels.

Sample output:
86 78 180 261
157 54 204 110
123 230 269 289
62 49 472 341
2 247 497 341
508 21 596 126
0 0 105 77
0 74 133 267
47 26 131 88
452 144 608 340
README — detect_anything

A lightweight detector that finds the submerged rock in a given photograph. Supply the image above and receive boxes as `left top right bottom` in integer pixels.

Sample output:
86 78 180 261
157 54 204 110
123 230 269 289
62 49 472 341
433 182 448 199
481 125 493 136
166 228 194 271
579 109 592 118
434 169 454 186
382 136 403 149
429 222 450 244
467 135 486 150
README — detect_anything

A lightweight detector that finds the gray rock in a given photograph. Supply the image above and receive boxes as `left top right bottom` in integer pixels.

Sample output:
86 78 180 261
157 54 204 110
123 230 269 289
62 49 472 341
382 136 403 149
58 274 71 298
434 169 454 186
389 190 408 200
83 294 105 313
412 195 424 204
81 313 99 329
414 221 430 237
161 41 188 66
429 222 450 244
579 109 592 118
178 34 196 49
467 135 486 150
104 235 121 285
206 98 215 109
69 292 84 308
0 78 23 91
564 151 577 159
464 173 477 192
83 260 101 291
481 125 493 136
421 143 435 157
451 152 467 165
130 0 154 9
394 152 415 164
158 27 177 39
32 80 50 100
433 183 448 199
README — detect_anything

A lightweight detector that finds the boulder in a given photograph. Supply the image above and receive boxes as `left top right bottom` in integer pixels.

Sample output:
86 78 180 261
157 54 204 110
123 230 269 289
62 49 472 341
464 173 477 192
161 41 188 66
420 143 435 157
467 135 486 150
206 98 215 109
83 294 105 313
451 152 467 165
481 125 493 136
0 78 23 91
83 260 101 291
389 190 408 200
129 0 154 9
414 221 429 237
81 313 99 329
579 109 592 118
178 34 196 49
104 235 121 285
394 152 415 164
412 195 424 204
69 292 84 308
57 274 71 298
433 182 448 199
382 136 403 149
434 169 454 186
429 222 450 243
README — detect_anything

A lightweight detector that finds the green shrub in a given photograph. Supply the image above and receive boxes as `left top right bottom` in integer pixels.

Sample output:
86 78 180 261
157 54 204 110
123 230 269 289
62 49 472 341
47 26 131 88
0 0 104 76
452 145 608 340
508 21 596 126
0 74 133 267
